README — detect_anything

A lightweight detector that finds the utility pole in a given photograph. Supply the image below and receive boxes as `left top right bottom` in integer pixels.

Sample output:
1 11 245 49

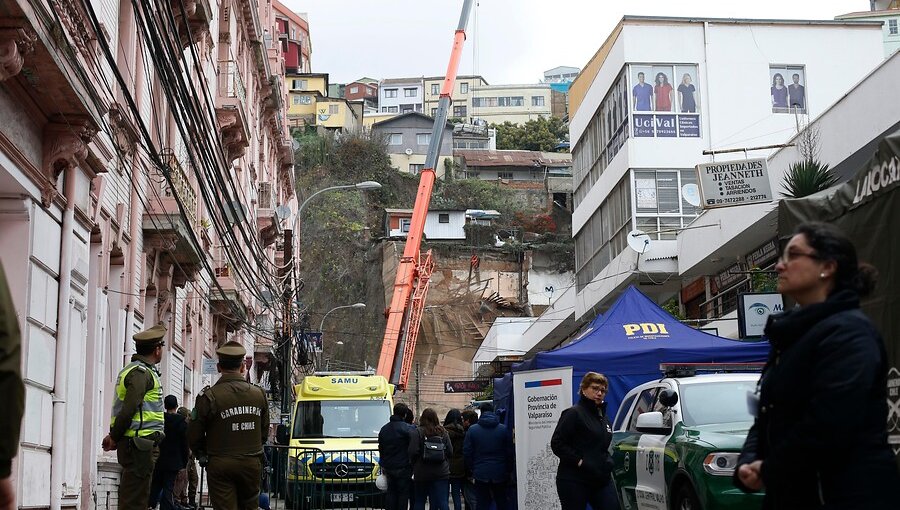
415 362 421 416
280 229 294 418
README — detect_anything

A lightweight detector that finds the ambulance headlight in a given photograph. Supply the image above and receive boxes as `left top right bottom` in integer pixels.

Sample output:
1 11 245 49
702 453 739 476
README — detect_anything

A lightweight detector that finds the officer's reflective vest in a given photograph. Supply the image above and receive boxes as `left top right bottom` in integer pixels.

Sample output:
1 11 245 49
111 361 164 437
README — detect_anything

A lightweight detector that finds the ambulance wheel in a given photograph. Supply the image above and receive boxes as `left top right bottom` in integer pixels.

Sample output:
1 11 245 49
675 483 702 510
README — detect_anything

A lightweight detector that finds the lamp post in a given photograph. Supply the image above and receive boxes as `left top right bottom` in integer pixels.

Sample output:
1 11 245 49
319 303 366 369
280 182 380 412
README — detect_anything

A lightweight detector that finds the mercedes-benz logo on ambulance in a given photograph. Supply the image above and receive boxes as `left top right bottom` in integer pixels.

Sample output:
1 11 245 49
334 463 350 478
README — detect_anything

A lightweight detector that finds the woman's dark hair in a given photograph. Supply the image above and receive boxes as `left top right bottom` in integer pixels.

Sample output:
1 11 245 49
419 408 444 437
795 222 877 297
772 73 784 87
443 409 462 427
655 72 668 85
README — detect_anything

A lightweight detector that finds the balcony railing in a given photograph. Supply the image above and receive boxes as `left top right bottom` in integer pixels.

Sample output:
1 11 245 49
158 149 198 228
218 59 247 109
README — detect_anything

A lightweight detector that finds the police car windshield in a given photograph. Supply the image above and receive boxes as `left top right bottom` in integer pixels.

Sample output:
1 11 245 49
679 380 758 426
293 400 391 438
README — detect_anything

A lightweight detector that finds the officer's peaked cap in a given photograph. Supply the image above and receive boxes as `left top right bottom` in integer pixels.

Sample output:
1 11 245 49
216 340 246 360
133 323 167 346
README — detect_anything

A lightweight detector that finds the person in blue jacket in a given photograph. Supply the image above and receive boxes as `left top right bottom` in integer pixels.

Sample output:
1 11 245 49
463 403 514 510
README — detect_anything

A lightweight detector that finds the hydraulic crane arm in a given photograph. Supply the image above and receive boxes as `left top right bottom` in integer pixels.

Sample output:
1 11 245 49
377 0 475 390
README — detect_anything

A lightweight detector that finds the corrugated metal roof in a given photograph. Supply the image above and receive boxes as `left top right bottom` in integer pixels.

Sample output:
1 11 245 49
454 150 572 167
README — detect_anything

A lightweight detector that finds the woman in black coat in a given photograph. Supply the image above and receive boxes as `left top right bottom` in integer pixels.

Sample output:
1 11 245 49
734 222 900 509
550 372 616 510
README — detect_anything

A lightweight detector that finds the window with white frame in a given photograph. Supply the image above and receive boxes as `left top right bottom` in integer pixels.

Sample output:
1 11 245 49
350 86 359 94
381 107 387 112
498 96 524 107
292 79 308 90
400 218 411 233
404 88 417 97
438 213 450 223
401 105 414 113
417 133 431 145
388 106 398 113
431 108 437 117
409 164 424 175
633 169 700 241
574 174 632 291
329 104 339 114
889 19 898 35
389 133 402 145
384 88 398 98
431 84 440 95
460 82 469 94
532 96 545 106
498 171 514 179
453 105 467 117
292 95 301 105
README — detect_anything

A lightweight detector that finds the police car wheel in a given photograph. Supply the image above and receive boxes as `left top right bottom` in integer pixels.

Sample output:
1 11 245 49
675 483 702 510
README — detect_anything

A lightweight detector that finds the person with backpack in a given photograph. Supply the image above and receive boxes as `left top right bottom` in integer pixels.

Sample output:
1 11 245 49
379 403 415 510
408 408 452 510
443 410 466 510
463 403 513 510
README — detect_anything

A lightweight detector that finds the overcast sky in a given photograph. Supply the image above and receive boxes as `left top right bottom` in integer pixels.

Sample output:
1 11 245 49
280 0 871 84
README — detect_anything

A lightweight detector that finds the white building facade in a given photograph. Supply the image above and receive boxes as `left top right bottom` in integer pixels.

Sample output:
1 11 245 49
379 77 424 114
567 16 884 325
470 84 553 125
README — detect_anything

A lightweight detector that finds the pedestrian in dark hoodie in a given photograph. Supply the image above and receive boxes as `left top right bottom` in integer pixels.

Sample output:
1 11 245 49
409 408 452 510
463 403 513 510
148 395 189 510
550 372 615 510
379 403 415 510
460 410 479 510
734 223 900 509
444 410 466 510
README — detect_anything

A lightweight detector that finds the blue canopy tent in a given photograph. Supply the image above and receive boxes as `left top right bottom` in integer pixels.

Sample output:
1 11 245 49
495 285 770 424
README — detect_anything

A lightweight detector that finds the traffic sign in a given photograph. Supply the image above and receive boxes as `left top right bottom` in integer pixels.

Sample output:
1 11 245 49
444 380 490 393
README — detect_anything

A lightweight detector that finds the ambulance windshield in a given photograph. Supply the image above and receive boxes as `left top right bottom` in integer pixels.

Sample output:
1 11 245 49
293 400 391 438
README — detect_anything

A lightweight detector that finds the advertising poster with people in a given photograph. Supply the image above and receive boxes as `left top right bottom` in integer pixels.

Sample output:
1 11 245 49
513 367 573 510
769 65 807 113
630 64 701 138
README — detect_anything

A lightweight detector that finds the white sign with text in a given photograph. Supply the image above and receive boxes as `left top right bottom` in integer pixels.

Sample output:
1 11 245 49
697 158 773 209
513 367 573 510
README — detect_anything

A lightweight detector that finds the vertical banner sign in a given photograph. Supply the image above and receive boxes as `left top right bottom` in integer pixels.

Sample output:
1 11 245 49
513 367 573 510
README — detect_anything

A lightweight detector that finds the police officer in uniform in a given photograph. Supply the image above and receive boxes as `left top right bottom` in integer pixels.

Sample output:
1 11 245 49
0 261 25 509
189 341 269 510
102 323 167 510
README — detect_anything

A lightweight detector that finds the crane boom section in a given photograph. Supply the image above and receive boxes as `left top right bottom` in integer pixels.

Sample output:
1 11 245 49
377 0 475 386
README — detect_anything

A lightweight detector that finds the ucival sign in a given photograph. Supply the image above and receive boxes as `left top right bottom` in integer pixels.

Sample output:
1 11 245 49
696 158 773 209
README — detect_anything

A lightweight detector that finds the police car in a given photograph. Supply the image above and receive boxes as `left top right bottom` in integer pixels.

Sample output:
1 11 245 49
610 364 764 510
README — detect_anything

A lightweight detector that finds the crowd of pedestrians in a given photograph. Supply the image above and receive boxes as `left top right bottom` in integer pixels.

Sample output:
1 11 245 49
378 402 514 510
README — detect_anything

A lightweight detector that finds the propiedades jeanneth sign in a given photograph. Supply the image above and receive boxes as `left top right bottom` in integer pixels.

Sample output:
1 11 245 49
696 158 773 209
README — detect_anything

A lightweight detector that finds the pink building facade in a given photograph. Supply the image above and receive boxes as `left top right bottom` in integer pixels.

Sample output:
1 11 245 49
0 0 296 508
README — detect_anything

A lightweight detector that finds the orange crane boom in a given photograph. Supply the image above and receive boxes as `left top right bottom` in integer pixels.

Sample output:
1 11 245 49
377 0 475 390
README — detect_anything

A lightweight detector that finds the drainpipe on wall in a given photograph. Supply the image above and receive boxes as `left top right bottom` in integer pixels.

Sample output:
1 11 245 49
123 153 143 361
50 168 77 510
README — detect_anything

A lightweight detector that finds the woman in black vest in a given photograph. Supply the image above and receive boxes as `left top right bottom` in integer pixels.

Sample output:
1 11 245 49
734 222 900 508
409 408 452 510
550 372 616 510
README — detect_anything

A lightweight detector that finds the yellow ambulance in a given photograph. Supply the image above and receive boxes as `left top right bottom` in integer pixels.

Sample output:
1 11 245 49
283 372 393 508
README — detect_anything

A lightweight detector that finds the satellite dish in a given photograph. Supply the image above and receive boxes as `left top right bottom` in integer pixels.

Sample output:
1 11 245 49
681 183 701 207
224 201 247 226
275 205 292 220
404 148 414 156
627 229 652 254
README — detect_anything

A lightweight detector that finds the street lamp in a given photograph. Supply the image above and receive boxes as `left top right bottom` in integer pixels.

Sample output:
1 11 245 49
291 181 383 231
318 303 365 367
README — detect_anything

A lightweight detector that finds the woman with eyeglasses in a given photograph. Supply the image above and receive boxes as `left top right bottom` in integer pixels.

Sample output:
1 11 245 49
734 222 900 509
550 372 616 510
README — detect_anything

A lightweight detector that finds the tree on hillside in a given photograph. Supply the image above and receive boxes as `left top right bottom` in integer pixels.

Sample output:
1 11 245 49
491 116 569 152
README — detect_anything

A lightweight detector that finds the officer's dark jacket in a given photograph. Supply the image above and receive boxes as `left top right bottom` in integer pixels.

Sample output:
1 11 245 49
188 373 269 457
445 422 466 478
463 411 514 483
0 261 24 479
378 415 412 473
550 395 613 485
157 412 189 471
735 290 900 509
